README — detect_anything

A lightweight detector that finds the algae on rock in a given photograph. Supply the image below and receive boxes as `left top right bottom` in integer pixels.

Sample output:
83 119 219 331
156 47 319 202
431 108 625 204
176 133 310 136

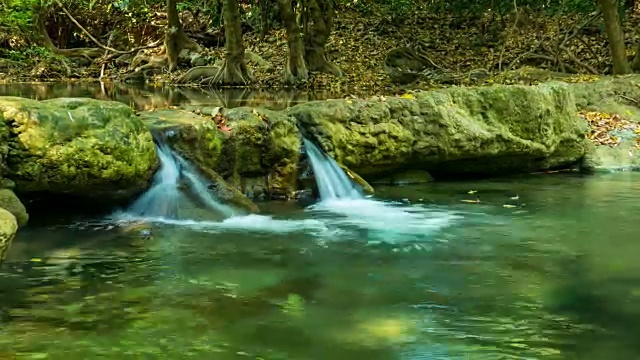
291 82 588 177
170 107 301 199
0 97 158 201
0 189 28 227
0 207 18 263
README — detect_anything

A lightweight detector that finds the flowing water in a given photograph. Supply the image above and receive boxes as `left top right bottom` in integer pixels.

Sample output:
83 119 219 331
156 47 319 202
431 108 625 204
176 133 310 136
2 84 640 359
302 138 363 200
126 142 182 219
123 142 236 221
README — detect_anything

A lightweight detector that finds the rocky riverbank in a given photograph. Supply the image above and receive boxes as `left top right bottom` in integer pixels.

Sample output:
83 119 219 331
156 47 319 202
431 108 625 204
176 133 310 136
2 75 640 260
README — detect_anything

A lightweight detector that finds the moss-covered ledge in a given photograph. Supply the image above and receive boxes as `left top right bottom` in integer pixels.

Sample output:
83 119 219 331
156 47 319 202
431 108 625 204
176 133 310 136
289 81 588 178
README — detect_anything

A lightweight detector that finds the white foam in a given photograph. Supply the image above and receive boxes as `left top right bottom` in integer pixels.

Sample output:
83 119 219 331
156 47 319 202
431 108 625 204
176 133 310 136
112 213 342 238
307 198 462 243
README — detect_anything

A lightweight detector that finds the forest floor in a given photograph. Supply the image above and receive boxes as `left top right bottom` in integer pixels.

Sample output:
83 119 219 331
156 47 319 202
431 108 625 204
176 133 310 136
1 4 639 94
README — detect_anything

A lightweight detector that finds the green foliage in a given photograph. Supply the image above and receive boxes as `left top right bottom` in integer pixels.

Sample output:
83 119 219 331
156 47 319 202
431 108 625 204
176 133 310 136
0 0 40 31
1 46 50 61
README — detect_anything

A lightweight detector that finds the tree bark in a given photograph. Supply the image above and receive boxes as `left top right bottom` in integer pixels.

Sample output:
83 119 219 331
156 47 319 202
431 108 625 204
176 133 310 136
277 0 308 84
211 0 252 85
597 0 631 74
303 0 342 77
34 4 102 59
259 0 270 41
631 41 640 71
166 0 202 71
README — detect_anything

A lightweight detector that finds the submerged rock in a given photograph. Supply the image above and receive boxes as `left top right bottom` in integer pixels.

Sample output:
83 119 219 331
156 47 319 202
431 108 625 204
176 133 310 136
0 207 18 263
0 97 158 201
290 82 588 177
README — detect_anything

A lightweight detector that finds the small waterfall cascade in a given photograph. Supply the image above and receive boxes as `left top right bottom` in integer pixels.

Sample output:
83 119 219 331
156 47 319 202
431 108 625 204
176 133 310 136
302 138 363 201
126 141 237 219
175 155 237 218
128 142 182 218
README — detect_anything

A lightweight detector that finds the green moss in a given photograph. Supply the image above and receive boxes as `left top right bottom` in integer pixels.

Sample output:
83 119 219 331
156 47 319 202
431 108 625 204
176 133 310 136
172 107 301 199
291 82 588 177
0 207 17 263
0 96 158 199
0 189 28 227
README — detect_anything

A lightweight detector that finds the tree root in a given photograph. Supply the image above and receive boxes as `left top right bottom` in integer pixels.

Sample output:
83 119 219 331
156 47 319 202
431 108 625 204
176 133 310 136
176 66 221 84
209 59 253 86
283 55 309 85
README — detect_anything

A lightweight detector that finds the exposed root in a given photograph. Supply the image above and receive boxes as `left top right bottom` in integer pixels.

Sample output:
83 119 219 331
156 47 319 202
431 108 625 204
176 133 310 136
176 66 221 84
209 59 253 86
283 55 309 85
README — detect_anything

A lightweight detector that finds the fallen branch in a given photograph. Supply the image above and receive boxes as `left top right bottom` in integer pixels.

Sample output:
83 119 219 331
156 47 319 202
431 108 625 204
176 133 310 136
559 45 599 74
527 53 578 73
615 93 640 107
504 42 543 73
100 33 114 80
55 0 163 55
560 10 601 48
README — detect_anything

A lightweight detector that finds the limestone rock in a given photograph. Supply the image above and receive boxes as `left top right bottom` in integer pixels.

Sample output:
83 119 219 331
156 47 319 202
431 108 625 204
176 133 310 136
168 107 301 199
290 82 588 177
581 141 640 172
0 97 158 201
0 207 18 263
0 189 28 227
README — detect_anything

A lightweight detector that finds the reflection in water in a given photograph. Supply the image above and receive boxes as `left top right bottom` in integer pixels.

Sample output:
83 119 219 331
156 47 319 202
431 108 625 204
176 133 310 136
0 82 344 111
1 173 640 358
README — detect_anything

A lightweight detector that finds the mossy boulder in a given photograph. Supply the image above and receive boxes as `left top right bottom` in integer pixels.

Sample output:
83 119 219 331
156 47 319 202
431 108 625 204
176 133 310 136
0 189 28 227
0 97 158 201
168 107 301 199
0 207 18 263
291 82 588 177
569 75 640 123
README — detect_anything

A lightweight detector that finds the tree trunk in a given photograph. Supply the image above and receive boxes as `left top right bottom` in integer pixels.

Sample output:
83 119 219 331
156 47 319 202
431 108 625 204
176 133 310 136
33 4 102 59
597 0 631 74
166 0 201 71
259 0 270 41
211 0 252 85
303 0 342 77
631 41 640 71
278 0 308 84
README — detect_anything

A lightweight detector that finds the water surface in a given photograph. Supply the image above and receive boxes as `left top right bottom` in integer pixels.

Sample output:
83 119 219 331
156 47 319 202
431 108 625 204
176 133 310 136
2 83 640 359
2 172 640 359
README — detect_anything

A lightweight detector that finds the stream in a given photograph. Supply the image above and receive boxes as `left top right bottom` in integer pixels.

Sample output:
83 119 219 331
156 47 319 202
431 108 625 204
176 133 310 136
1 83 640 359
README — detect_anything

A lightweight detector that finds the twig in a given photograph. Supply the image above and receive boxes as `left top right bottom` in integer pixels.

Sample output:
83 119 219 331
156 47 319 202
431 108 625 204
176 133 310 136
100 33 114 80
560 10 601 48
616 93 640 107
527 53 578 73
55 0 162 55
505 42 543 72
575 35 601 64
498 0 520 72
559 45 599 74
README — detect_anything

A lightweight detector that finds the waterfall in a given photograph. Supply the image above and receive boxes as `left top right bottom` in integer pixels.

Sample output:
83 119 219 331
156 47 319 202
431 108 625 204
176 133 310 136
175 155 237 218
126 141 236 219
302 138 363 201
128 142 182 218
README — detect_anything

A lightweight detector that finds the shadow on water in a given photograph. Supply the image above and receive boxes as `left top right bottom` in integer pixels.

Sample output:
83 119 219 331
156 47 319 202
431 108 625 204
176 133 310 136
0 82 344 111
